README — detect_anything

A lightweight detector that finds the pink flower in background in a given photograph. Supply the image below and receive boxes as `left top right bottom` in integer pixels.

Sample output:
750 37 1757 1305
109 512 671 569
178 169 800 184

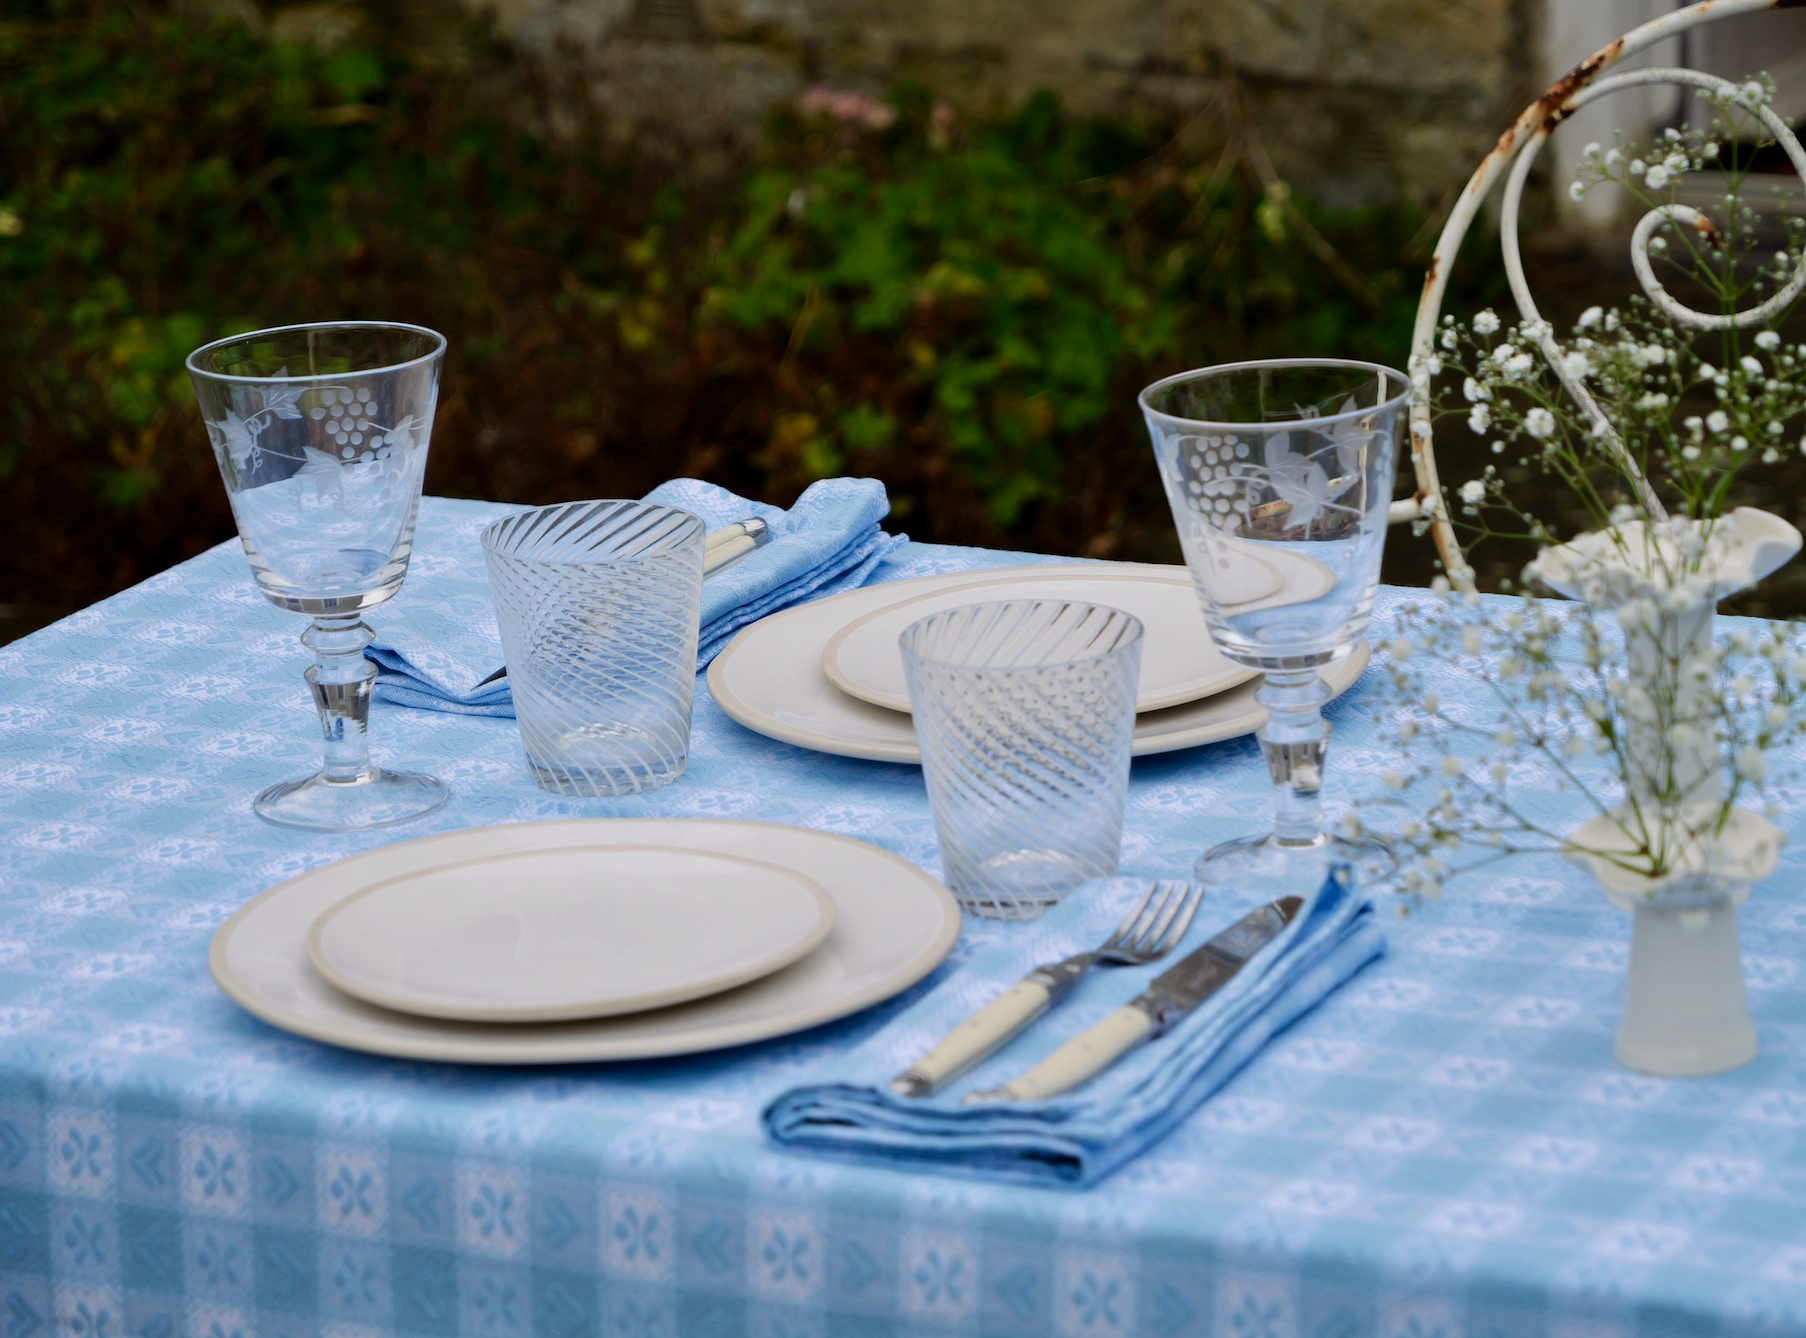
798 84 896 130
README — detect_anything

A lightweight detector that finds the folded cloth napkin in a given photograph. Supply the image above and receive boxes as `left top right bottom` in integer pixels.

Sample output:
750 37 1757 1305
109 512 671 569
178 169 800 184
367 478 906 716
763 868 1384 1187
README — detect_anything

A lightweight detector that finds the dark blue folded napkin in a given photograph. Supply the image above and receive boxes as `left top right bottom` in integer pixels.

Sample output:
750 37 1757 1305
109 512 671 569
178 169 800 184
367 478 905 716
763 868 1383 1187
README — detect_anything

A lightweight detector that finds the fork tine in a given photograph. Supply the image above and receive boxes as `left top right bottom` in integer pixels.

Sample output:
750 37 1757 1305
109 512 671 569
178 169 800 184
1102 882 1161 951
1156 882 1206 954
1131 880 1190 953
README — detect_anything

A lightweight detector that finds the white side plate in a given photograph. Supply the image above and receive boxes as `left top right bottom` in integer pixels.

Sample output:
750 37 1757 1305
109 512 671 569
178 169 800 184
708 563 1368 764
210 819 961 1065
307 845 837 1023
822 570 1255 714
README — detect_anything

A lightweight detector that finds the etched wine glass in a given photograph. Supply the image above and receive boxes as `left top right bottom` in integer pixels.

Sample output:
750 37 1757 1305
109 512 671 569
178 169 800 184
187 322 450 831
1142 359 1409 896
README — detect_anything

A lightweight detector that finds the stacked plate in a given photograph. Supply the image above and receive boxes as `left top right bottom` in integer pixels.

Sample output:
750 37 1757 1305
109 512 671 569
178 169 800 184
209 818 960 1064
708 558 1370 763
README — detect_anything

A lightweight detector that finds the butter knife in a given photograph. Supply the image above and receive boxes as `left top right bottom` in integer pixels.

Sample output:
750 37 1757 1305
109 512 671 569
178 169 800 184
962 895 1304 1104
703 516 771 575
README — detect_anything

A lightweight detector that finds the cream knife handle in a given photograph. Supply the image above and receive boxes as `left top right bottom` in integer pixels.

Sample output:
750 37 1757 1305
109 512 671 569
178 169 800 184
969 1005 1153 1104
889 981 1053 1097
703 533 757 575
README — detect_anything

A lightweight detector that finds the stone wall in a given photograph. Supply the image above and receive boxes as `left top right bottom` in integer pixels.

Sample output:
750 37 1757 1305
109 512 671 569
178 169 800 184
433 0 1541 207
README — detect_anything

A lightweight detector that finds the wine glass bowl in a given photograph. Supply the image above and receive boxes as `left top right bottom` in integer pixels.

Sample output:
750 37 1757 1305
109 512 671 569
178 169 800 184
188 322 450 832
1142 359 1410 895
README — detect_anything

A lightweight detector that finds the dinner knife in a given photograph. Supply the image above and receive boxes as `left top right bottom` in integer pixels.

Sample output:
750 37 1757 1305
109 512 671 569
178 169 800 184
474 518 771 687
962 895 1303 1104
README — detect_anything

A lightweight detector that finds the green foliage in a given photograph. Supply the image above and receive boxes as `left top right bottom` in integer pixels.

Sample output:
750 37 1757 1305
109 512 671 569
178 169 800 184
0 3 1452 626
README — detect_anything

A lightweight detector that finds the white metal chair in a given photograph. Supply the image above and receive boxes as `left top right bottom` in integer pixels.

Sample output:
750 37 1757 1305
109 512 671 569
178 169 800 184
1395 0 1806 587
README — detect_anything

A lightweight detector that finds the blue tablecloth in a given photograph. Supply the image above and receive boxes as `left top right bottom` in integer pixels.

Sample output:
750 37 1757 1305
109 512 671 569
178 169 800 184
0 496 1802 1338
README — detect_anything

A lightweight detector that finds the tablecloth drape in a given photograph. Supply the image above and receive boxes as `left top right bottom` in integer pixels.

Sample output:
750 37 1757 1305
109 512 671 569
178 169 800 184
0 496 1801 1338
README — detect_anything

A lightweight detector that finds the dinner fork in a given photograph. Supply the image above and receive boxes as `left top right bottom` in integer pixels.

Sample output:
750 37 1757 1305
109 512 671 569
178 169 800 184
888 879 1204 1098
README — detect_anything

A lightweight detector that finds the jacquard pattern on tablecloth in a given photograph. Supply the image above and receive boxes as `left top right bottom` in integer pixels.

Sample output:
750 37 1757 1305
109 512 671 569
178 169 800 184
0 496 1802 1338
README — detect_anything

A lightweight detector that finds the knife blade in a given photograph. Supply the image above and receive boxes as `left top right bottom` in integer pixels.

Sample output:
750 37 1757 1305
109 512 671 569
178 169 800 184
962 894 1304 1104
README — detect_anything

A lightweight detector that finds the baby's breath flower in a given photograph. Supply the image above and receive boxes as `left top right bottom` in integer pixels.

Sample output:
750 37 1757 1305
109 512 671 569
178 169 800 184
1742 355 1764 377
1562 351 1590 379
1738 746 1771 781
1472 309 1500 335
1459 479 1486 504
1468 403 1491 435
1707 410 1730 433
1645 165 1670 190
1757 330 1781 350
1577 306 1604 330
1524 407 1556 438
1629 158 1646 176
1732 435 1749 452
1462 377 1489 403
1568 181 1587 202
1703 141 1719 159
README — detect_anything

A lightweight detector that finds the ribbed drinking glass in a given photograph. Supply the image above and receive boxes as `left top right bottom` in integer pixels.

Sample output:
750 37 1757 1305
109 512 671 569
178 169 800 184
481 500 705 796
186 321 449 832
1142 358 1409 896
901 599 1142 920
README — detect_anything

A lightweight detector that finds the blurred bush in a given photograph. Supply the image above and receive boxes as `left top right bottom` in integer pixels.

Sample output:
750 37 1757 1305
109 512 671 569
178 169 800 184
0 2 1474 632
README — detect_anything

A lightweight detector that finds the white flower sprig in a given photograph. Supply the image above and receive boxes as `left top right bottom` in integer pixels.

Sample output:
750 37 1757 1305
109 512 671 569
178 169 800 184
1377 75 1806 910
1356 581 1806 912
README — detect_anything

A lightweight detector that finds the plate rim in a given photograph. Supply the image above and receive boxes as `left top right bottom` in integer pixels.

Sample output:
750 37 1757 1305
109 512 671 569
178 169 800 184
208 817 962 1064
706 564 1371 763
818 569 1258 714
304 843 839 1024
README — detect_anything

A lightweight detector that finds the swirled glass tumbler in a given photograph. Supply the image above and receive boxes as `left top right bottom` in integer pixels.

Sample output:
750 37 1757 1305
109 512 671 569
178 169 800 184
901 600 1142 920
482 501 705 796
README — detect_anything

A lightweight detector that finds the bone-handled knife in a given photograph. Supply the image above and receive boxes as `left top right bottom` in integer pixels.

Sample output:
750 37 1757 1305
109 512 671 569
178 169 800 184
962 896 1304 1105
702 517 771 575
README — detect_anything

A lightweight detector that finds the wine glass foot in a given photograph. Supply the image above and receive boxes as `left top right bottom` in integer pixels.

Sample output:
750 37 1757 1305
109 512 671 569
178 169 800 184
254 769 449 833
1195 832 1395 900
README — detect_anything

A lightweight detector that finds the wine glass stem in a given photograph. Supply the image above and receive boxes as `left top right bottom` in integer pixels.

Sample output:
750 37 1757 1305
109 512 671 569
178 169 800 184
1256 668 1333 849
302 615 378 784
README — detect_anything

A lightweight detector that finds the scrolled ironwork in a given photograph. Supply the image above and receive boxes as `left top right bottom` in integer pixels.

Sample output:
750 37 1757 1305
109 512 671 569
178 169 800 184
1400 0 1805 587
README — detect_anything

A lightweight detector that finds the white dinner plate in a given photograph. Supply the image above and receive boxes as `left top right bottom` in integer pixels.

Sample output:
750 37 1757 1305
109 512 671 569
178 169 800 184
210 819 961 1065
823 570 1255 714
307 845 837 1023
707 563 1369 764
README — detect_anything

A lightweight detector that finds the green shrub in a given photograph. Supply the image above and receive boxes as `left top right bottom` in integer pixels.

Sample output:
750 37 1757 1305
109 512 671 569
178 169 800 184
0 3 1467 627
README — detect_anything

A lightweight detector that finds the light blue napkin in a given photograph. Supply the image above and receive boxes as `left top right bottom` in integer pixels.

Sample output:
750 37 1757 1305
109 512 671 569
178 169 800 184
366 479 906 716
763 868 1384 1187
